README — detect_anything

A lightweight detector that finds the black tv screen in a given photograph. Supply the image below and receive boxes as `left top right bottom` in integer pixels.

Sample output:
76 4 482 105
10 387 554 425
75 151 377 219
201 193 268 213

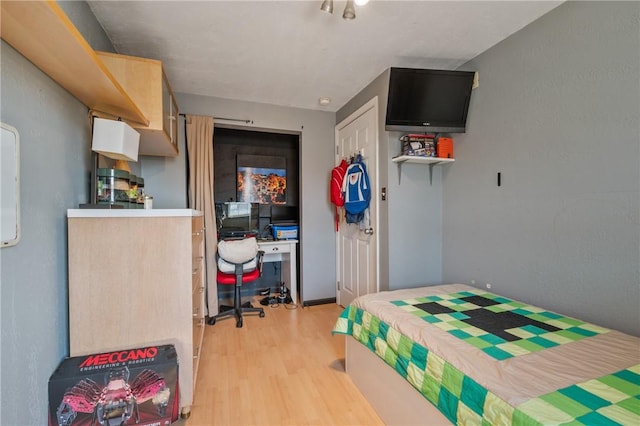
385 67 475 133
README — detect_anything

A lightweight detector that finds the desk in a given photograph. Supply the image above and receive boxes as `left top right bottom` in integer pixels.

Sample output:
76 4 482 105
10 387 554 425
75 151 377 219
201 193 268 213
258 239 298 303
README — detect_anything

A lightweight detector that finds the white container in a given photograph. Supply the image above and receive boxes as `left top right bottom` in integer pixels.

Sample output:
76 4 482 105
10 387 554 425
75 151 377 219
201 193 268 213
144 196 153 209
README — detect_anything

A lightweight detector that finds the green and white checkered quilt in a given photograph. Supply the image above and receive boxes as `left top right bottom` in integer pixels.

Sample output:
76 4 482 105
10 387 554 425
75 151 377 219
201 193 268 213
390 290 609 360
333 286 640 426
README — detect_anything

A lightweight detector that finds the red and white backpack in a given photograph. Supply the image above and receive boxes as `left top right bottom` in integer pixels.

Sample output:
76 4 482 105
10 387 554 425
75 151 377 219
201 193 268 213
330 160 348 231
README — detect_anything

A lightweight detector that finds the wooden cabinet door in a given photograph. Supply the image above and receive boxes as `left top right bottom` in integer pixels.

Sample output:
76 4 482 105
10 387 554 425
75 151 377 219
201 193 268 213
161 73 179 148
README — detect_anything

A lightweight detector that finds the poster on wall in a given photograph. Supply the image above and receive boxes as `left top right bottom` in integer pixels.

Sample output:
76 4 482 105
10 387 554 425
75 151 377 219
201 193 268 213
237 155 286 204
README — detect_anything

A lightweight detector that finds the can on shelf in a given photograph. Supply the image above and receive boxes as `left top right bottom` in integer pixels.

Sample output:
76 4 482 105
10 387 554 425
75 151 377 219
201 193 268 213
144 195 153 209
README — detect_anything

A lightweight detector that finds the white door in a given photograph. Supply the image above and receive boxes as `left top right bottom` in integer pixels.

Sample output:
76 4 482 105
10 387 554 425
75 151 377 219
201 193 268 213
336 97 379 306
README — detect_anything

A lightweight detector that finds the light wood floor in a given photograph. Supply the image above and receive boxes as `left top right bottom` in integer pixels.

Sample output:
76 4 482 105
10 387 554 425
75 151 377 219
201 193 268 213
184 301 384 426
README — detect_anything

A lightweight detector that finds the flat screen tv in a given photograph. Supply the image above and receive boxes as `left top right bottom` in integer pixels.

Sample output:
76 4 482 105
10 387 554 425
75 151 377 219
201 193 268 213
385 67 475 133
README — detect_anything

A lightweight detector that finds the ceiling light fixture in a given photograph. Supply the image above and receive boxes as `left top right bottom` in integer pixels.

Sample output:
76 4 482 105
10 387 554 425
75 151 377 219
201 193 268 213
321 0 364 20
320 0 334 14
319 97 331 106
342 0 356 20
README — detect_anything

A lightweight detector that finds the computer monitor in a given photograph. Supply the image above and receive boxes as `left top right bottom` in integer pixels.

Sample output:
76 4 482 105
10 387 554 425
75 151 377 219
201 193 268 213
270 205 297 224
216 202 259 238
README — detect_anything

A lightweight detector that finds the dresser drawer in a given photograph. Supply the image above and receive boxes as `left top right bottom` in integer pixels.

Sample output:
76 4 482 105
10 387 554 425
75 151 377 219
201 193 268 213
259 242 291 254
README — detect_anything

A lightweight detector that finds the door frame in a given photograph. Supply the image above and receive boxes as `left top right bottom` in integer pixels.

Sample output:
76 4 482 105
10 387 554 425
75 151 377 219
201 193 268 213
335 96 380 306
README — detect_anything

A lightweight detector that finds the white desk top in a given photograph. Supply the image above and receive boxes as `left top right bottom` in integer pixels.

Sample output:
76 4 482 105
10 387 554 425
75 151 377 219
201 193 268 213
257 239 298 244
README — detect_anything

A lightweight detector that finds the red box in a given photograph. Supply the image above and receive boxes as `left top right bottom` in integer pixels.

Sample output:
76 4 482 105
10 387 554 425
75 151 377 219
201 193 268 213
436 136 454 159
48 344 179 426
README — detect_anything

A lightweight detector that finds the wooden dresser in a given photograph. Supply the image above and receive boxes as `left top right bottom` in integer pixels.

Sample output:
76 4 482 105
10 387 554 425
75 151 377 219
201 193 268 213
67 209 205 417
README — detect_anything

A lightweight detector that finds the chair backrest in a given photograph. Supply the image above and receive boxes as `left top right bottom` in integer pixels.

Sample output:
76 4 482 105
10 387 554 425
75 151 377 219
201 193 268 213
217 237 259 274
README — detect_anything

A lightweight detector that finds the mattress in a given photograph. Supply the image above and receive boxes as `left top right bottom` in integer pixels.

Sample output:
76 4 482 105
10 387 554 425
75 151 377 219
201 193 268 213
333 284 639 425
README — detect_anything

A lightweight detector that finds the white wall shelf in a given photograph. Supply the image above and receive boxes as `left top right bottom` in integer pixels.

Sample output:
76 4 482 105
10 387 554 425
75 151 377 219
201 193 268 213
391 155 455 184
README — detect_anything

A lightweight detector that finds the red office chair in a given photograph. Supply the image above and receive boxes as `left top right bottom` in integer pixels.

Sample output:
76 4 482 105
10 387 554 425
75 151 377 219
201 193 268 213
207 236 265 328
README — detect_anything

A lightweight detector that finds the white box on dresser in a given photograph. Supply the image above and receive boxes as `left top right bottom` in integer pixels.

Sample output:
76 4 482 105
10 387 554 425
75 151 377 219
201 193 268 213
67 209 205 418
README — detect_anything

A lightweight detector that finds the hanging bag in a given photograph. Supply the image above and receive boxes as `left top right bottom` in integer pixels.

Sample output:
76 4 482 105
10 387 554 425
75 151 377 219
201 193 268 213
342 156 371 216
329 159 348 231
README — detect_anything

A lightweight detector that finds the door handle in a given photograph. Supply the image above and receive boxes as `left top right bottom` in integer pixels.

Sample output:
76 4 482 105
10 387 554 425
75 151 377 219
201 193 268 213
364 228 374 235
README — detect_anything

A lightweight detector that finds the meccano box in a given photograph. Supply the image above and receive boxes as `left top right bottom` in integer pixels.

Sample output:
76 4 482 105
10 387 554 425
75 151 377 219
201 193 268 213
48 344 179 426
401 135 436 157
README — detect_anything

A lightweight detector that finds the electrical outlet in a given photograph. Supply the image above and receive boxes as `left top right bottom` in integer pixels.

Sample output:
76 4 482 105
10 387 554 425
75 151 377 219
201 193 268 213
471 279 476 285
486 283 492 289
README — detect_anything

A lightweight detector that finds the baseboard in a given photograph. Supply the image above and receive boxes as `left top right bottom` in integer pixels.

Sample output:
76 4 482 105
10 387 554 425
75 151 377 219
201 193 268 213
302 297 336 307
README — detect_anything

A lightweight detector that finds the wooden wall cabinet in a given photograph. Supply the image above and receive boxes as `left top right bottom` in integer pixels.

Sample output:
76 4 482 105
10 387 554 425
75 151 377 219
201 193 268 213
0 2 180 157
0 1 148 126
67 209 204 417
97 52 180 157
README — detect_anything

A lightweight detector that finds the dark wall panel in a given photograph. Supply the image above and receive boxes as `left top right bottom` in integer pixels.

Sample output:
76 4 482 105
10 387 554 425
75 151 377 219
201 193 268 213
214 127 299 206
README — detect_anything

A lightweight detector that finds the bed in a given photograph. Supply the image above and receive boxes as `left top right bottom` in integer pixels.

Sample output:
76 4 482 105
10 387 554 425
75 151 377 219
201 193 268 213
332 284 639 425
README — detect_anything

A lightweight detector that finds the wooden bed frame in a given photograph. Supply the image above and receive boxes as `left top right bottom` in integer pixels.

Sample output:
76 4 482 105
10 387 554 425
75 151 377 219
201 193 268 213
346 336 452 425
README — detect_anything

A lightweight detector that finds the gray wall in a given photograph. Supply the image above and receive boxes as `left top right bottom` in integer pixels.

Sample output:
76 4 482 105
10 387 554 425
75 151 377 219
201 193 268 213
0 3 114 424
1 40 89 424
444 1 640 336
143 93 336 304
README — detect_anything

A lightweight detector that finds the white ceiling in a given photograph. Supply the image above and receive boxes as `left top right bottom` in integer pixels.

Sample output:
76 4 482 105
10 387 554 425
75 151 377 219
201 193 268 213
87 1 562 112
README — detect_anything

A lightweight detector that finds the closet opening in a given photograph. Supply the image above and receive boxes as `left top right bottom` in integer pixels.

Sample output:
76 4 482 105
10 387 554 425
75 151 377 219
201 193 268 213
213 125 301 304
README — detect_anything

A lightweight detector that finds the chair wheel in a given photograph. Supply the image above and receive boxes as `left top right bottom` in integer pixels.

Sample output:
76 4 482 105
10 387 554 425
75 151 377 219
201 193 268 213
259 311 265 318
207 317 216 325
236 319 243 328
